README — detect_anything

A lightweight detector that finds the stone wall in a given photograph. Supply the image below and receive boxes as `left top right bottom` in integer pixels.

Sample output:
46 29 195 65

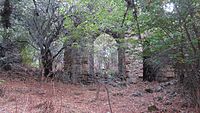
64 41 89 83
125 52 143 78
124 34 176 82
125 36 143 79
156 65 175 82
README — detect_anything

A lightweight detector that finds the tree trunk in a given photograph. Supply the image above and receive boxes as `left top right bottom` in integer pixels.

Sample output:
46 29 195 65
41 48 53 78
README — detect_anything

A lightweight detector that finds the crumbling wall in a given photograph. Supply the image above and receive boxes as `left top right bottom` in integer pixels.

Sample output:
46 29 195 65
125 36 143 79
125 36 175 82
64 41 89 83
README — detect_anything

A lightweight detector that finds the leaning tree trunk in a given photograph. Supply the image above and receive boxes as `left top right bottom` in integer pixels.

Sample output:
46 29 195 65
41 48 53 78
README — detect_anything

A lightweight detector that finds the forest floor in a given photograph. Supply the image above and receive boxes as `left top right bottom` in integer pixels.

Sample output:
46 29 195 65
0 70 198 113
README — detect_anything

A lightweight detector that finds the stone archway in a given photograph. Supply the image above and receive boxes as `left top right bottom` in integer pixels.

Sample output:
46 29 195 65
93 33 118 77
87 33 127 81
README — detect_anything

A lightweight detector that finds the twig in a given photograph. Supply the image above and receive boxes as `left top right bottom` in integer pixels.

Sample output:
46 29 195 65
94 82 113 113
104 85 113 113
15 96 17 113
52 81 55 96
59 95 63 113
94 82 100 101
22 95 29 113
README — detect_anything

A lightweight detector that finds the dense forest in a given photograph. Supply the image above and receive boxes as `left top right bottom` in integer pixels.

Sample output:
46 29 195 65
0 0 199 112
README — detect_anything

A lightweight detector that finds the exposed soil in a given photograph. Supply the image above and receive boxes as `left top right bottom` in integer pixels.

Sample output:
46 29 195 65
0 71 198 113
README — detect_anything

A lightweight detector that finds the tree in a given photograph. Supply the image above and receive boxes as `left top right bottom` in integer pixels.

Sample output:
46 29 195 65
136 0 200 106
18 0 65 77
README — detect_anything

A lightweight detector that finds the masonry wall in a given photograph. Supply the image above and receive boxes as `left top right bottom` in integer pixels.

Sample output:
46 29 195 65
125 37 143 79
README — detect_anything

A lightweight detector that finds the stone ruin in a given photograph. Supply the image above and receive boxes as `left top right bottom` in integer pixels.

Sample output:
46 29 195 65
62 34 144 83
62 34 175 84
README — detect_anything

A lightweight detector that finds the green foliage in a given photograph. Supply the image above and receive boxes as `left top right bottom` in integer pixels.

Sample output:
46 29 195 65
139 0 199 60
21 46 33 65
63 0 129 40
148 105 159 112
21 45 39 67
0 79 5 84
